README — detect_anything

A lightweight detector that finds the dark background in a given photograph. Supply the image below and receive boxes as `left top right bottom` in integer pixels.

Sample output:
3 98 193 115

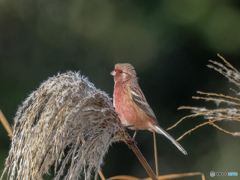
1 0 240 179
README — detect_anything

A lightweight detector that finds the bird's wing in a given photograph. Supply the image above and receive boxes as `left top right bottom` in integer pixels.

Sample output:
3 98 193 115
129 83 159 125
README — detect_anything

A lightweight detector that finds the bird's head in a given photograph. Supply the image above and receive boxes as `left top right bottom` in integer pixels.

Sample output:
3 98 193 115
111 63 137 83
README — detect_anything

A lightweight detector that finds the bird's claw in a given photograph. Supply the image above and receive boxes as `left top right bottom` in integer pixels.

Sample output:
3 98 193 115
131 137 137 145
124 125 134 129
123 125 138 145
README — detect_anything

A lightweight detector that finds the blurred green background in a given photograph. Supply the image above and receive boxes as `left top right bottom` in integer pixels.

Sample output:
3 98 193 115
1 0 240 179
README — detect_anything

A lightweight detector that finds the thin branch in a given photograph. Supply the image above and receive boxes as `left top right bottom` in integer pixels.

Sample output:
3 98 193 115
108 172 205 180
107 175 141 180
197 91 240 102
153 132 159 177
167 113 204 131
176 121 211 141
217 53 239 74
124 134 158 180
98 170 106 180
207 63 240 86
211 122 240 136
0 110 13 137
192 96 240 106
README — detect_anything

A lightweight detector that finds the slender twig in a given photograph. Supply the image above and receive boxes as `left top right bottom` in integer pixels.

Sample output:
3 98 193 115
125 134 158 180
0 110 13 137
176 121 212 141
153 132 159 178
217 53 239 74
98 171 106 180
196 91 240 102
211 122 240 136
108 172 205 180
167 113 203 131
192 96 240 106
147 172 205 180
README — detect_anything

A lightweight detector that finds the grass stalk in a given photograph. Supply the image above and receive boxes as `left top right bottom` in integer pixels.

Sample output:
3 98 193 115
153 132 159 177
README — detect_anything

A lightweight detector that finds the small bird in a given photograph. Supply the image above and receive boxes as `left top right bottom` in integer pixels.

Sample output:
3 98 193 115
111 63 187 155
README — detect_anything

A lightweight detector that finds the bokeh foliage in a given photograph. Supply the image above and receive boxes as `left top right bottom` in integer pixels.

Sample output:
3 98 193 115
1 0 240 179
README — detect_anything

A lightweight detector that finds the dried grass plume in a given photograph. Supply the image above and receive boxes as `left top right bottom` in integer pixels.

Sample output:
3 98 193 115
1 71 126 180
168 54 240 140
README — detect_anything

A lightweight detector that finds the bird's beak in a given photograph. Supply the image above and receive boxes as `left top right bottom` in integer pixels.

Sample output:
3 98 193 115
110 71 116 76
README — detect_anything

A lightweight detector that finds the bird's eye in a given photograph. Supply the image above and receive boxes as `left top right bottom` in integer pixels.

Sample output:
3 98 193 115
119 70 123 73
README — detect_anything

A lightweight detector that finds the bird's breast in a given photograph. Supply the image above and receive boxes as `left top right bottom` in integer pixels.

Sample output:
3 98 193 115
113 83 152 130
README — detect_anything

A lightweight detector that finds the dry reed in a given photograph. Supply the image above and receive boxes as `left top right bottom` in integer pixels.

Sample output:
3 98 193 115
108 172 205 180
0 110 12 137
168 54 240 140
1 71 126 180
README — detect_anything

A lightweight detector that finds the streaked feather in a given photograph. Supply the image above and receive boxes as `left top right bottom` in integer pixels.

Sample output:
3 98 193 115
130 83 159 125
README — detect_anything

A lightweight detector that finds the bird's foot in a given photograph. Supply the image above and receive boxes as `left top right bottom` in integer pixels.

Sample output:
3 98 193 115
124 125 134 129
124 125 134 132
131 130 138 145
131 137 137 145
132 130 138 139
124 125 137 145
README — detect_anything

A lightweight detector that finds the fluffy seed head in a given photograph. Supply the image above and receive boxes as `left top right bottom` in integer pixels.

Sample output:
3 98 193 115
2 71 125 180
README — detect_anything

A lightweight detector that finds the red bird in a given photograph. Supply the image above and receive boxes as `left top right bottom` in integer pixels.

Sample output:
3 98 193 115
111 63 187 155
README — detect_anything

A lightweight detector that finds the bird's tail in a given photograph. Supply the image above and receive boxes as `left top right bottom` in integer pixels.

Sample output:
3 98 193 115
151 125 187 155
